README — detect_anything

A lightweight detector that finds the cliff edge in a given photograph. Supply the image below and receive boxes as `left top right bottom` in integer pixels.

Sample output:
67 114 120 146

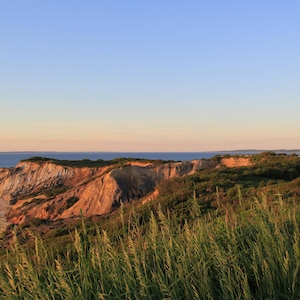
0 158 219 226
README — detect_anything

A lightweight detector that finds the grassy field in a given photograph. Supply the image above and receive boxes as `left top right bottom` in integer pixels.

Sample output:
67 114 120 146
0 194 299 299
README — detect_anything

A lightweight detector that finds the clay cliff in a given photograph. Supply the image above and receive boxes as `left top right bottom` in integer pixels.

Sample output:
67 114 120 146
0 158 219 226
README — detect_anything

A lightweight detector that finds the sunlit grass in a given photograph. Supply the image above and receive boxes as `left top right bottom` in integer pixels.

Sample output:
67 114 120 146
0 195 299 299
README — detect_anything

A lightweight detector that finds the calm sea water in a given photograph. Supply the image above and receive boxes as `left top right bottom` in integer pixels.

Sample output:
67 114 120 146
0 152 217 168
0 150 299 168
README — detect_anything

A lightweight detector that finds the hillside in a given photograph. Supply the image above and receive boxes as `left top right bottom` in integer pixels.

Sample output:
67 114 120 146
0 152 299 299
0 152 299 243
0 157 218 227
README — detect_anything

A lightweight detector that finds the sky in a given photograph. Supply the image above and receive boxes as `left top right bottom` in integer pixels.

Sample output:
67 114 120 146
1 1 300 152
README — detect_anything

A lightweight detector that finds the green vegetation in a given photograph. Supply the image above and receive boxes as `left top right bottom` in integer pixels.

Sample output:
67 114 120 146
21 156 169 168
0 196 299 299
157 152 300 213
0 153 299 298
66 196 80 209
11 184 70 205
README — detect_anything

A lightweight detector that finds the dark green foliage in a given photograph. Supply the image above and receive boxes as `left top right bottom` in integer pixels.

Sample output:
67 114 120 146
21 156 164 168
29 218 47 227
156 153 300 212
43 185 69 198
66 196 80 209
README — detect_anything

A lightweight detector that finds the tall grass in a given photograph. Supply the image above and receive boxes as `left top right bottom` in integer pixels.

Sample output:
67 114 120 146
0 195 299 299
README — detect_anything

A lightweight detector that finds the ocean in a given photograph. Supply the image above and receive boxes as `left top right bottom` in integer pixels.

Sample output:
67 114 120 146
0 152 219 168
0 150 299 168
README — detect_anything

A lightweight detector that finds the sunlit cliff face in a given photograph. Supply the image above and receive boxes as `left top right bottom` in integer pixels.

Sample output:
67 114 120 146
0 159 224 226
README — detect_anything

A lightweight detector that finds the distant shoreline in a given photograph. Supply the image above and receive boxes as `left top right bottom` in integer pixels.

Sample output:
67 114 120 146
0 150 299 169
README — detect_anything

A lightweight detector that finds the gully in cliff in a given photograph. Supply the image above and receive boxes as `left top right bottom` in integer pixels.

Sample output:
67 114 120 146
0 157 219 226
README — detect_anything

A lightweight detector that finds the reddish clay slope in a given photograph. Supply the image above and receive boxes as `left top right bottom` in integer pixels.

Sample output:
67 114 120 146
0 159 217 225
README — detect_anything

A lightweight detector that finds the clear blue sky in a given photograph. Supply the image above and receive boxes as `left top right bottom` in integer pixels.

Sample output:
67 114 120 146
1 1 299 151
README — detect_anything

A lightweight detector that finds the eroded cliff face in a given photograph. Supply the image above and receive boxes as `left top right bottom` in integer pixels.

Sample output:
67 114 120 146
0 159 218 226
221 157 252 168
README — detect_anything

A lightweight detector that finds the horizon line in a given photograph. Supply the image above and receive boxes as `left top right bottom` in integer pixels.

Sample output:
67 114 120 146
1 149 300 154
